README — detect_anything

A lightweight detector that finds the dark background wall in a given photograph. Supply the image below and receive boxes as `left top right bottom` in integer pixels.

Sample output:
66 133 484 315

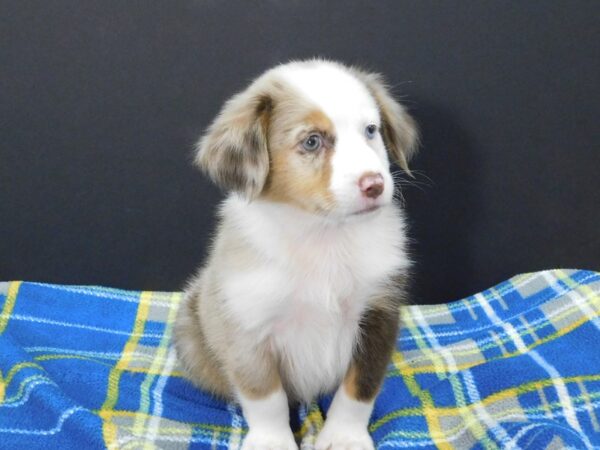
1 1 599 304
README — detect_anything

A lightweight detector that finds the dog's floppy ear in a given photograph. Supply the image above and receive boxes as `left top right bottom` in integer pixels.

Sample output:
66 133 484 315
354 70 419 176
195 83 272 199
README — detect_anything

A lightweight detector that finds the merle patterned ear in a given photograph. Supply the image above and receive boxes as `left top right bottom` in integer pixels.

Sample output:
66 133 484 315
195 88 272 199
354 70 419 176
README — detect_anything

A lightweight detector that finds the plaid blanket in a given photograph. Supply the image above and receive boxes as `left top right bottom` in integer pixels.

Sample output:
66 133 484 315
1 269 599 449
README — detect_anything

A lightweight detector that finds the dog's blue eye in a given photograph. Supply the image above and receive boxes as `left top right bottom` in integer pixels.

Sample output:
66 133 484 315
302 134 322 152
365 124 378 139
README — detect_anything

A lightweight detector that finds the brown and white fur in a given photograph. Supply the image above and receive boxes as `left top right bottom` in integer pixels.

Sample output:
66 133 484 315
174 60 418 450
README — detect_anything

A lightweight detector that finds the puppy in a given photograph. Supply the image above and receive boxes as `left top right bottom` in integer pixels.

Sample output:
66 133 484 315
174 60 418 450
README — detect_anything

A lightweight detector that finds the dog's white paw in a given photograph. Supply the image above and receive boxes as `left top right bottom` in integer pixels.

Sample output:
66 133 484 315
315 422 374 450
241 428 298 450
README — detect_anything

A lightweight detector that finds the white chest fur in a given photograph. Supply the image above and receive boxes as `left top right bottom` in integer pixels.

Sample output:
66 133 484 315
217 197 409 402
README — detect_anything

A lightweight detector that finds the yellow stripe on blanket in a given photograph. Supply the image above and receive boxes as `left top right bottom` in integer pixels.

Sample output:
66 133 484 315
0 281 22 334
100 291 153 449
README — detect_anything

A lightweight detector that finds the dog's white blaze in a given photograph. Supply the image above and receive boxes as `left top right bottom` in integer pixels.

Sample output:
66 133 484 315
278 62 378 122
329 131 394 214
278 61 393 214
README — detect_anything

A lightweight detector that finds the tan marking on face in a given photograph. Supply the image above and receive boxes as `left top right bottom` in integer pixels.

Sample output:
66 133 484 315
261 107 337 213
303 109 336 139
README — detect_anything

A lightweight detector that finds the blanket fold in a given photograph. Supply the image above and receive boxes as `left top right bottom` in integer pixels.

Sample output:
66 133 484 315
1 269 599 449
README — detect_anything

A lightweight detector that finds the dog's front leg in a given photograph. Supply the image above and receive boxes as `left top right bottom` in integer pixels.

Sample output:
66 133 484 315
316 305 400 450
229 342 297 450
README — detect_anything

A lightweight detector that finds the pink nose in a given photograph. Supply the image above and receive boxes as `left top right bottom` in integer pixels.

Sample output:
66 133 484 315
358 172 384 199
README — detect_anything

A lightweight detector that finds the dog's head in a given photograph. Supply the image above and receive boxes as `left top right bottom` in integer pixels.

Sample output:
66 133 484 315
196 60 418 219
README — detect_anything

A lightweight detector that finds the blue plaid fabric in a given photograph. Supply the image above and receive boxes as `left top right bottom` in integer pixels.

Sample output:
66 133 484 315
0 269 599 449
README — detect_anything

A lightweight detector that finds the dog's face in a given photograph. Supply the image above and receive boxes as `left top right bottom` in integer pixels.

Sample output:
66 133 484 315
196 60 418 219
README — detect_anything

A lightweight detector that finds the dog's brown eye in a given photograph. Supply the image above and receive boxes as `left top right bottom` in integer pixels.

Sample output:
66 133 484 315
365 124 378 140
302 134 322 152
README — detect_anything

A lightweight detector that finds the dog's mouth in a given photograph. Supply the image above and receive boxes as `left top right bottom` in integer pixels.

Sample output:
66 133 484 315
351 205 381 216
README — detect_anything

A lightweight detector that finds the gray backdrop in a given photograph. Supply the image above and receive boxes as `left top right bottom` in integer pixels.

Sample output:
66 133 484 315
1 1 599 304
